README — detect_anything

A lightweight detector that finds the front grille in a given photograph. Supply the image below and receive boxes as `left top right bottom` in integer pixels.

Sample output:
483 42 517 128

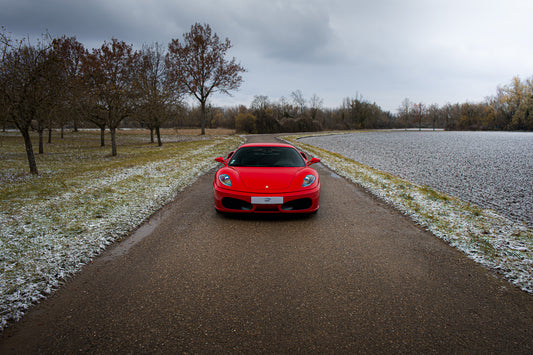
281 198 313 211
221 197 253 210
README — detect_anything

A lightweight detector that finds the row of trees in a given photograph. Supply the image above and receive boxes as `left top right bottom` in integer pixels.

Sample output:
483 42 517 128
230 74 533 135
397 76 533 131
1 24 245 174
227 91 394 134
206 75 532 135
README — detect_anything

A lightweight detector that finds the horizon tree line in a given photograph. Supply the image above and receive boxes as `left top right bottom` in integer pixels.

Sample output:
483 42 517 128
397 77 533 131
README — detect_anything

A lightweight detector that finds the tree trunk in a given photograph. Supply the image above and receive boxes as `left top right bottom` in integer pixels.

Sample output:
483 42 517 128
110 126 117 156
48 127 52 144
200 100 206 135
38 129 44 154
156 126 162 146
100 126 105 147
21 128 38 175
61 126 64 139
150 128 154 143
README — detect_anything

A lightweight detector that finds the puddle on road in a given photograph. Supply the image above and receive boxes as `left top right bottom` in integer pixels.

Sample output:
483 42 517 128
97 207 169 263
314 162 340 179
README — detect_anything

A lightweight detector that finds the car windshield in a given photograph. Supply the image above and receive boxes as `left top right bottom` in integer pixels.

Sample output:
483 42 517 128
228 146 306 167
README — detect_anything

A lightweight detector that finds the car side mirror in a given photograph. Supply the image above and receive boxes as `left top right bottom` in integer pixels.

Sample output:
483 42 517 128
307 157 321 166
215 157 227 165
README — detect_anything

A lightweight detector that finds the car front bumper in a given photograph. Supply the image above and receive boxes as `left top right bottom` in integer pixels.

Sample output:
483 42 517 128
213 184 320 213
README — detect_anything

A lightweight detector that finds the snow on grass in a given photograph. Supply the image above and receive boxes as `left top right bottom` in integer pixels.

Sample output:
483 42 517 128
0 134 244 329
301 130 533 228
283 134 533 294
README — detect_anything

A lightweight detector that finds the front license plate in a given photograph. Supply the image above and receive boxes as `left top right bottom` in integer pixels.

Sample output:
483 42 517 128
251 196 283 204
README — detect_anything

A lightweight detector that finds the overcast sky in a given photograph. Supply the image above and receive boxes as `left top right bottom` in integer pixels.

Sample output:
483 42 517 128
2 0 532 111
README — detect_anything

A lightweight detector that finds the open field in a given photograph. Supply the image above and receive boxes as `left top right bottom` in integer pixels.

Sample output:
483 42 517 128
301 130 533 228
0 129 243 328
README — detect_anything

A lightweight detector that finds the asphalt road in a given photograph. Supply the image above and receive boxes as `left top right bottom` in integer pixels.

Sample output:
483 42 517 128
1 135 532 353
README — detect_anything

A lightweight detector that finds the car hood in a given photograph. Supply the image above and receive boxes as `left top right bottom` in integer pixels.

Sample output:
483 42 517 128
235 167 301 192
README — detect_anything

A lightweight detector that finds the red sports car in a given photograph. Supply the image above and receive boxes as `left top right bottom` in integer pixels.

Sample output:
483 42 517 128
213 143 321 213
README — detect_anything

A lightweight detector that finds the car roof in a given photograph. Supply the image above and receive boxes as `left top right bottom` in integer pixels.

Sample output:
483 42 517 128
237 143 296 149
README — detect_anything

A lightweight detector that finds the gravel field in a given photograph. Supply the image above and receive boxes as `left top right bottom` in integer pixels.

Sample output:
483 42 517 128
302 131 533 227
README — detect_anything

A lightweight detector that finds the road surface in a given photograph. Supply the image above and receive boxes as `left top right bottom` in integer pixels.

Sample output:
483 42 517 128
1 134 532 353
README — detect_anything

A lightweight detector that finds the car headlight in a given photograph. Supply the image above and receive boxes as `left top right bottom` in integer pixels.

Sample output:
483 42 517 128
218 174 232 187
302 174 316 187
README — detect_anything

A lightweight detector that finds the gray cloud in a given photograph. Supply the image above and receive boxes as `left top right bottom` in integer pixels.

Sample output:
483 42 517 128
230 1 337 63
1 0 532 111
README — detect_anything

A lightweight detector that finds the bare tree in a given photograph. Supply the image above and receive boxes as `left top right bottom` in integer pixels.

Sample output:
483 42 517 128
411 102 425 131
81 96 108 147
250 95 280 133
34 43 65 154
0 31 57 174
52 36 86 135
250 95 269 111
291 89 306 116
136 43 181 146
82 39 140 156
399 98 411 130
309 94 323 120
427 103 440 130
1 27 9 132
167 23 245 135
